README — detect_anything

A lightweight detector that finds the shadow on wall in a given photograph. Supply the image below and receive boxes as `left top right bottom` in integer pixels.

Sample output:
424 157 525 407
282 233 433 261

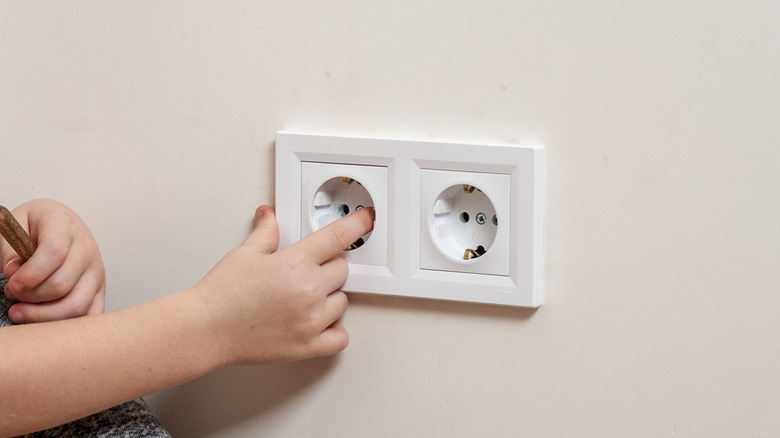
151 356 340 437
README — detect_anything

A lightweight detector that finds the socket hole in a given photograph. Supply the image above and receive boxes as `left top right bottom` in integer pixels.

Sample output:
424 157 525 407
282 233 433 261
311 176 373 251
349 237 366 250
430 184 498 262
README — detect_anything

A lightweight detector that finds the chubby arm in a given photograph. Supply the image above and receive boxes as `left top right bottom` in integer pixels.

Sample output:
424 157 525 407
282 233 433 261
0 206 374 437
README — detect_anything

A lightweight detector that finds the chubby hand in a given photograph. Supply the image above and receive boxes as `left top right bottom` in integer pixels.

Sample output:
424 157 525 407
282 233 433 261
1 199 106 324
194 205 375 366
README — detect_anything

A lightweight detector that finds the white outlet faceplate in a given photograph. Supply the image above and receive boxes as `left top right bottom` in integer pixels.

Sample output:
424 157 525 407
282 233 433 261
275 132 543 307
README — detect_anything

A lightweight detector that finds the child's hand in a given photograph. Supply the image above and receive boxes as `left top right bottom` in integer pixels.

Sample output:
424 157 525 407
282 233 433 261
1 199 106 324
194 205 375 366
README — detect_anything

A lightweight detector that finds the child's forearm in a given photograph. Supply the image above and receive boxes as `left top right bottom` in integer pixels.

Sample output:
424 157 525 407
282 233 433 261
0 205 374 437
0 288 218 437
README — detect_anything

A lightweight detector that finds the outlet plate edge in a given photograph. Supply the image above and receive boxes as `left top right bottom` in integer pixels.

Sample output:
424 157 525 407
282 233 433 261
275 131 544 308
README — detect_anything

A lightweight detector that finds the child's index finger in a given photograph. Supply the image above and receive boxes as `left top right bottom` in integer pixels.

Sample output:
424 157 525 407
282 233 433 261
297 207 375 264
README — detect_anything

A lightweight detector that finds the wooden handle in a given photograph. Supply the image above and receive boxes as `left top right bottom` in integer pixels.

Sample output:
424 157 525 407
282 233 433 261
0 205 37 262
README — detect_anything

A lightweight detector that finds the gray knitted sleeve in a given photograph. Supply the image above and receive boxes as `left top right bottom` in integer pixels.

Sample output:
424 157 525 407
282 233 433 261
1 276 171 437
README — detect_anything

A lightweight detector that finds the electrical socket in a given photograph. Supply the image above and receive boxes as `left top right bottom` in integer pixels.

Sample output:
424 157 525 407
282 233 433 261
275 132 543 307
300 162 388 266
420 169 510 276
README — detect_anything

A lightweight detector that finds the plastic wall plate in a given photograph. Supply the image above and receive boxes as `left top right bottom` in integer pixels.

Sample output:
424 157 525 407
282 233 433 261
275 131 544 307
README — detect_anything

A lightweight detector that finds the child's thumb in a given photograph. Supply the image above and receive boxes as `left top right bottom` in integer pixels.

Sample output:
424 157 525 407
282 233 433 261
243 205 280 254
1 242 22 279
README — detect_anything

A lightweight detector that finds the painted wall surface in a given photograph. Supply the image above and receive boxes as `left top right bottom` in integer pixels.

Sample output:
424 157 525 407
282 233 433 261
2 1 779 436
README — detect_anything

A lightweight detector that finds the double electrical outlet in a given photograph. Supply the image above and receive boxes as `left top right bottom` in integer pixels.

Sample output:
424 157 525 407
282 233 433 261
275 132 543 307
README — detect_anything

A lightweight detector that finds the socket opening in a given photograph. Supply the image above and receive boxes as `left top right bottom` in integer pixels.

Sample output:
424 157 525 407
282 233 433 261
430 184 498 262
311 176 373 251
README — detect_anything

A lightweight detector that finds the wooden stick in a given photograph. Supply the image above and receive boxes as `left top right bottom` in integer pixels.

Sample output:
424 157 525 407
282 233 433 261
0 205 37 262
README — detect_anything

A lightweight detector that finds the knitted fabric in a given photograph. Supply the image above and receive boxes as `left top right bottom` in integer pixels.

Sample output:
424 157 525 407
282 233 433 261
1 276 171 437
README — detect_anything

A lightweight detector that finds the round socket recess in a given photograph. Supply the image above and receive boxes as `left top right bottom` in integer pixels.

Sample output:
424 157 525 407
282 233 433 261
430 184 498 262
311 176 373 250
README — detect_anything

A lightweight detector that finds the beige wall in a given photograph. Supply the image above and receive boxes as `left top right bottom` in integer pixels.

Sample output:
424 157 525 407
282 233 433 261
2 1 779 436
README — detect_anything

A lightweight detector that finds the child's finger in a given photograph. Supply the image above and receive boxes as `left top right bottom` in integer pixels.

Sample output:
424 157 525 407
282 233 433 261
242 206 281 254
318 256 350 294
2 257 22 281
323 290 349 326
294 208 375 265
12 255 87 303
312 320 350 357
8 268 103 324
6 234 72 296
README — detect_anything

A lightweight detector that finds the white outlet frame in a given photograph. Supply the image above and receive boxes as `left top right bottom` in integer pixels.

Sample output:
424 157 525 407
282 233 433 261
275 131 544 307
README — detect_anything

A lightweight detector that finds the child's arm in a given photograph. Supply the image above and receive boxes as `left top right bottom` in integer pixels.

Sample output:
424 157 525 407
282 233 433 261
0 206 373 437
